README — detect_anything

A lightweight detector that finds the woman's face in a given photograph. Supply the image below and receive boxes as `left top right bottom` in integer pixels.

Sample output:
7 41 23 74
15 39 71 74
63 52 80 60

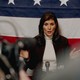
43 19 56 38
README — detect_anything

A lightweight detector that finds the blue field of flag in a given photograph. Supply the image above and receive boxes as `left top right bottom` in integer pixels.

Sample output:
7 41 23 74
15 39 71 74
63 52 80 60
0 0 80 18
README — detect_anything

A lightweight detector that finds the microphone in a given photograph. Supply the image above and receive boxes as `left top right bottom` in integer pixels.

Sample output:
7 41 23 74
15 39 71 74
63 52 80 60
45 61 50 72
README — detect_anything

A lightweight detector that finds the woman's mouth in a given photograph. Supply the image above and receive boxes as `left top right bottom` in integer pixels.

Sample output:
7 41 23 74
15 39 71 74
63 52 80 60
47 31 52 33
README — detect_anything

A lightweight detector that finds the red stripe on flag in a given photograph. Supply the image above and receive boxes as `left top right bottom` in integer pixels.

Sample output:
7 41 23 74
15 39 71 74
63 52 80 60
68 38 80 46
68 38 80 50
1 36 80 49
1 36 19 43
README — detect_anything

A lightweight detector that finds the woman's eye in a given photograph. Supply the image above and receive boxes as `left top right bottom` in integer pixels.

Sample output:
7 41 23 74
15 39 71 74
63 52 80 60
44 23 48 26
50 23 54 26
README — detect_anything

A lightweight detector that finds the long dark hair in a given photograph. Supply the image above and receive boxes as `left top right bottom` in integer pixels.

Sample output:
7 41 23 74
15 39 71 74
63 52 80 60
38 11 60 44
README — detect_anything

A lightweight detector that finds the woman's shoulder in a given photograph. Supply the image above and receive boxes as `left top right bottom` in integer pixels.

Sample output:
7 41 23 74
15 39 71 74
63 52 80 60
34 35 42 42
34 35 45 46
34 35 40 39
56 35 68 44
59 35 68 41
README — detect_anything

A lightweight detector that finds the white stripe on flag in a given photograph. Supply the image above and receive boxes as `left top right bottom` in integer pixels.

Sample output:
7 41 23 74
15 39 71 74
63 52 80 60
0 16 80 38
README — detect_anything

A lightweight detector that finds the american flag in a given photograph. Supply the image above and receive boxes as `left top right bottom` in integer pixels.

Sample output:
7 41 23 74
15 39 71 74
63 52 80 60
0 0 80 48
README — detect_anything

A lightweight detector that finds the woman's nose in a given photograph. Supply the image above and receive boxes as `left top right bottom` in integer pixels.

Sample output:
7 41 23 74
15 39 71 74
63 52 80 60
48 25 51 29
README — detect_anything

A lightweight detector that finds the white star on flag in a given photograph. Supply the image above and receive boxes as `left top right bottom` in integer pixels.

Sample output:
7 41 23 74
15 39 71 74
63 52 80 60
8 0 15 5
33 0 41 5
59 0 69 6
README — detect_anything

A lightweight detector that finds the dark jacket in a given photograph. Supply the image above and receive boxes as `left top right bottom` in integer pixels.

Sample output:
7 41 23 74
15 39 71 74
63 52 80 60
34 35 70 67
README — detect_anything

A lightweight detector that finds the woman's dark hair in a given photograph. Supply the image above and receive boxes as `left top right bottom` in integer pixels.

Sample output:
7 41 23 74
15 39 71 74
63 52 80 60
39 11 60 42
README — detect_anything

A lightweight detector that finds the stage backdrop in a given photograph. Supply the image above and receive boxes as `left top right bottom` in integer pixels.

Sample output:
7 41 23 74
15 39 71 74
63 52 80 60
0 0 80 48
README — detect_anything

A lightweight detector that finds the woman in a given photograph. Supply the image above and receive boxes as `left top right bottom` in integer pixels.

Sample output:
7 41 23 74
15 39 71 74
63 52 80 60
33 11 71 79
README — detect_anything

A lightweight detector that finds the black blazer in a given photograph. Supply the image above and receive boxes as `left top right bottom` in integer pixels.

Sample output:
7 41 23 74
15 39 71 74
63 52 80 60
33 35 70 67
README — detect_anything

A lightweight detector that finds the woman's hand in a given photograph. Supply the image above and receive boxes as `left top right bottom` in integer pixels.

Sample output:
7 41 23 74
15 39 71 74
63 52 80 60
70 48 80 59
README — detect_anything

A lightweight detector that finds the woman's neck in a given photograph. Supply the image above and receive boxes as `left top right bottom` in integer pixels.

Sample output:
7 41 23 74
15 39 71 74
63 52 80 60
44 34 52 40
